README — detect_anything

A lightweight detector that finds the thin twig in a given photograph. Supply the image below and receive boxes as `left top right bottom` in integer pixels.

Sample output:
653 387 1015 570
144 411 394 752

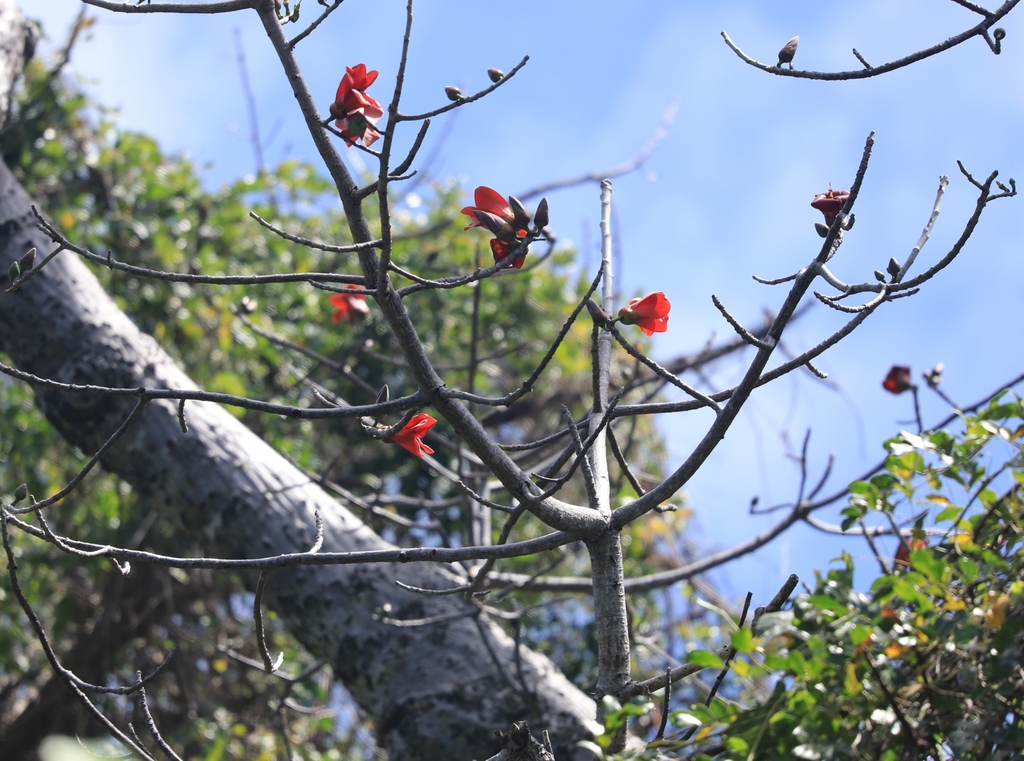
711 295 769 349
0 511 159 760
287 0 344 48
396 56 530 122
720 1 1018 79
83 0 250 13
11 398 150 515
608 323 722 414
517 99 679 200
137 674 185 761
254 570 284 673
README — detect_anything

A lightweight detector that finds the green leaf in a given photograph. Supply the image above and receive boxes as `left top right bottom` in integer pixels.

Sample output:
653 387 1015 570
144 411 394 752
848 480 876 496
731 628 755 654
687 650 725 669
725 736 750 753
807 595 849 617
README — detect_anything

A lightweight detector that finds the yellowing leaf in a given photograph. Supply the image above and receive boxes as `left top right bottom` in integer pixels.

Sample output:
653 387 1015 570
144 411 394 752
884 643 909 658
844 663 860 695
985 594 1009 629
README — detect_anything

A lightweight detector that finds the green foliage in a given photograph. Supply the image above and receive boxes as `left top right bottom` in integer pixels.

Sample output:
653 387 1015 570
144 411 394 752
605 395 1023 759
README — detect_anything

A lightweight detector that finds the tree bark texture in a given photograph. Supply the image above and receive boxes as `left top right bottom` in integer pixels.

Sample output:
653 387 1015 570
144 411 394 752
0 7 595 758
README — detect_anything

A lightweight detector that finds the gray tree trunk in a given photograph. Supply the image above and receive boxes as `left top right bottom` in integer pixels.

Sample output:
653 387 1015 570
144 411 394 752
0 3 595 758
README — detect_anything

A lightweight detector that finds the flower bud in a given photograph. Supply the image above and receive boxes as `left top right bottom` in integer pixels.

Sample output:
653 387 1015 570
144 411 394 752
814 222 830 238
444 86 463 102
375 384 390 405
874 270 886 283
472 210 516 240
13 483 27 505
507 195 531 228
882 365 913 395
887 257 901 277
993 28 1006 41
777 35 799 67
923 362 944 388
534 197 550 229
585 299 609 324
8 261 20 282
487 68 504 83
19 247 35 272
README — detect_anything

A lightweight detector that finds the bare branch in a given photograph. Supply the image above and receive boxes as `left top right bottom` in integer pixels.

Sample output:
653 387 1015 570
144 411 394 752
83 0 253 13
287 0 345 48
721 0 1018 79
396 56 530 122
517 99 679 200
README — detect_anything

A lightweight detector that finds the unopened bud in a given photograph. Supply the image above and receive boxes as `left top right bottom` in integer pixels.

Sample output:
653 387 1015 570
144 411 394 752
585 299 609 325
13 483 27 505
487 68 504 83
444 86 463 102
507 195 531 228
375 384 390 405
534 197 550 229
19 248 36 272
887 257 901 277
924 362 944 388
814 221 830 238
777 35 799 67
874 270 886 283
8 261 20 282
472 210 516 240
993 28 1006 41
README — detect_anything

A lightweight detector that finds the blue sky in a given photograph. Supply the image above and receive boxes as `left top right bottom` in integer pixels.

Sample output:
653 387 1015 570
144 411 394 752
30 1 1023 605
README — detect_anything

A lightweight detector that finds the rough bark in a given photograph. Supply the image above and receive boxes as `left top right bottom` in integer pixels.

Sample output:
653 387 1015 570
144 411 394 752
0 5 596 758
0 0 32 130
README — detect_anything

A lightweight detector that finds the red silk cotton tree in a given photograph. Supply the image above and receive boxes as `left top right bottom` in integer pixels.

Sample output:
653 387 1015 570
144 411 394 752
0 1 1019 759
329 63 384 146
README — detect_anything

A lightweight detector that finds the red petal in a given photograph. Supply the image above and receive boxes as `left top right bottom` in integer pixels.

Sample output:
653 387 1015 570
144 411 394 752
473 186 512 218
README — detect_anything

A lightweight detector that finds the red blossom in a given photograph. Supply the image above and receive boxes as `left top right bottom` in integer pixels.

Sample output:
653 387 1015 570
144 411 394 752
328 286 370 323
811 186 850 225
490 238 526 270
618 292 671 336
462 186 531 269
388 413 436 458
461 187 516 231
895 536 928 568
329 64 384 147
882 365 913 395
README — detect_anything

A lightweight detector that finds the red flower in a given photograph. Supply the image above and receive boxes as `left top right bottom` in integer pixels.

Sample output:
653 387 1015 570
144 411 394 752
895 536 928 568
882 365 913 395
462 186 531 269
490 238 526 270
388 413 436 457
329 64 384 147
328 286 370 323
618 292 671 336
461 186 515 230
811 186 850 225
